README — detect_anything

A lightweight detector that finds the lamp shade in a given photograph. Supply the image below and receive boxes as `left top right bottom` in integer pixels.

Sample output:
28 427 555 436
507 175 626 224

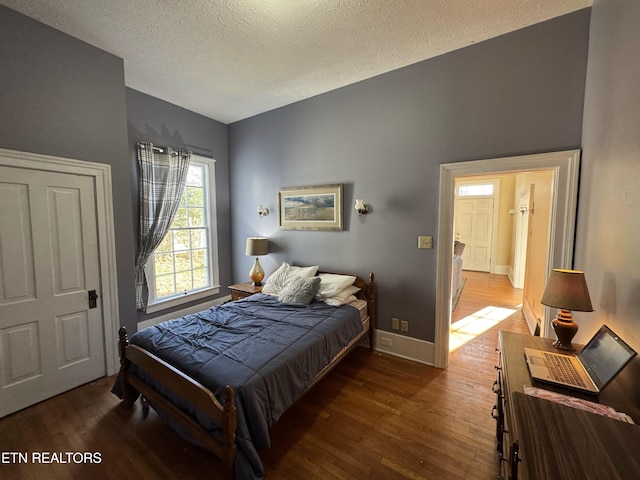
245 238 268 256
540 269 593 312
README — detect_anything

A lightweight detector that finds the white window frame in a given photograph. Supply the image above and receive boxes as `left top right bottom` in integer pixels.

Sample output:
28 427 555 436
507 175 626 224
145 154 220 313
456 181 495 197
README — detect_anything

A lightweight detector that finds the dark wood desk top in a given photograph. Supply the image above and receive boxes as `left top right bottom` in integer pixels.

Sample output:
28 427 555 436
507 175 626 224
513 392 640 480
499 330 640 423
499 331 640 480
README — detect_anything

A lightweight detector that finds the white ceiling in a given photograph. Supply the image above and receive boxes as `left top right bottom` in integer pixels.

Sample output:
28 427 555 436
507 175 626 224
4 0 592 124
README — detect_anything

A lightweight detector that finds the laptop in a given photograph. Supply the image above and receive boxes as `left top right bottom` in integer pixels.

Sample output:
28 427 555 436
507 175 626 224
524 325 637 394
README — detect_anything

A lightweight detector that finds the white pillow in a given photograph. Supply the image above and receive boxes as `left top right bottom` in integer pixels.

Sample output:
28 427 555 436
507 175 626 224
319 285 360 305
262 262 319 295
324 294 358 307
315 273 357 299
336 285 360 299
288 264 319 278
261 262 290 295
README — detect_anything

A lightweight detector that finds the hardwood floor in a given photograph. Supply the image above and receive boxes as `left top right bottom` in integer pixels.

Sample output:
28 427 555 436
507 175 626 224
0 274 529 480
452 271 524 325
450 271 525 351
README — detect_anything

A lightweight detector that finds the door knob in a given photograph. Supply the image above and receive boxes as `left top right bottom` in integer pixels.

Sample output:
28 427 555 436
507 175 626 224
88 290 99 309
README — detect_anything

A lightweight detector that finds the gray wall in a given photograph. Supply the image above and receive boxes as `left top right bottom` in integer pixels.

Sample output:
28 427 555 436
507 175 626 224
576 0 640 350
8 2 626 352
126 88 232 326
228 10 591 342
0 5 136 331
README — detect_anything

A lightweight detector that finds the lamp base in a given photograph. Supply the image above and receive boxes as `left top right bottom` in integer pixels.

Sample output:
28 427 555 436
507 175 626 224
248 257 265 287
552 310 578 351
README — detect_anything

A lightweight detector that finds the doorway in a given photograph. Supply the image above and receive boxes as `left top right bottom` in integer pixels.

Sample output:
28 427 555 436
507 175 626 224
453 178 500 273
434 150 581 368
0 148 119 417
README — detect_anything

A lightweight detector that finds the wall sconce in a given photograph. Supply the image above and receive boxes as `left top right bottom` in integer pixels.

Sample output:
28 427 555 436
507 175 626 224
257 204 269 218
355 199 368 216
518 204 534 215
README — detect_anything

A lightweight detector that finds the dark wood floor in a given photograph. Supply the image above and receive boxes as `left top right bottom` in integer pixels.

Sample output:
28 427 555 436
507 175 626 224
0 273 529 480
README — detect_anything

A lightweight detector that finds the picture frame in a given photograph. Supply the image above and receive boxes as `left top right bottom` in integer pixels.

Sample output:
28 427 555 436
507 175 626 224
278 184 343 231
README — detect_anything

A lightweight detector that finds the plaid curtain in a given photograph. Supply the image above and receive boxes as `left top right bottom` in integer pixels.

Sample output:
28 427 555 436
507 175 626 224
135 142 191 310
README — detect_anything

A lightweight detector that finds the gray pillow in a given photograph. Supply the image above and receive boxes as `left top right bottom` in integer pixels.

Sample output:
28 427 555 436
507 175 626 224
278 276 321 305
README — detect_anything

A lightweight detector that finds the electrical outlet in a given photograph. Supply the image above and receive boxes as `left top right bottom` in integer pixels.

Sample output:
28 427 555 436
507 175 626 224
400 320 409 332
392 318 400 330
418 235 433 249
381 337 392 347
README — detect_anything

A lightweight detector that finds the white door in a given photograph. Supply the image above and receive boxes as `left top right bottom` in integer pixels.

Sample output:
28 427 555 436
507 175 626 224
0 166 105 417
455 198 494 272
512 186 532 289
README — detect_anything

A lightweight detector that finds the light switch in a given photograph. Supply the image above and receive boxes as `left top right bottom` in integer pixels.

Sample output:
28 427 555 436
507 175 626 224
418 236 433 249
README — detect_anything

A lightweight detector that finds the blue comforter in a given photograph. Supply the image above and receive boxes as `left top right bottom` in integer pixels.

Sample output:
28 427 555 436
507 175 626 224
118 293 363 479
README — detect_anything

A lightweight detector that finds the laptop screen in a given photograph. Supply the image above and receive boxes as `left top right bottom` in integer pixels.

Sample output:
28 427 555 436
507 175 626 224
580 325 637 389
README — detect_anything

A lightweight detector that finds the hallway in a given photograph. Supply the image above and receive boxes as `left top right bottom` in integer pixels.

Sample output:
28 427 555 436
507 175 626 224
450 271 525 351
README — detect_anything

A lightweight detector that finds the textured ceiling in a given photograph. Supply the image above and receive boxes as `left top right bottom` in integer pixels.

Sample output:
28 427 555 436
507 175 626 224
4 0 592 124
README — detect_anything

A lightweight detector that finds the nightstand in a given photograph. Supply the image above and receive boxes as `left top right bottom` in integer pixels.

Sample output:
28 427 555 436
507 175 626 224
228 282 263 301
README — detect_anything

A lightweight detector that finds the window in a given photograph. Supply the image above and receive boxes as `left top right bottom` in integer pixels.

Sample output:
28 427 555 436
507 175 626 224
145 155 219 312
457 183 494 197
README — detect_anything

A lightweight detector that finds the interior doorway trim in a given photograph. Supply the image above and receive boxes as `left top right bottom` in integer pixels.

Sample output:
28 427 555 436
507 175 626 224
0 147 120 375
434 150 581 368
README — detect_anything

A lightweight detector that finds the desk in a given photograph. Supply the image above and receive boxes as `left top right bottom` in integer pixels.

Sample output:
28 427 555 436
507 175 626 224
495 331 640 479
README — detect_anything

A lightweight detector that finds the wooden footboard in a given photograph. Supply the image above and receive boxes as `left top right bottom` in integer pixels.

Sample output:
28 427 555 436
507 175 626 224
116 272 376 480
118 327 237 479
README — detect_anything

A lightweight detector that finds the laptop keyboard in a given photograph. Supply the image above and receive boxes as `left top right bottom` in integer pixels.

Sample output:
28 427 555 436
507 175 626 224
543 353 587 388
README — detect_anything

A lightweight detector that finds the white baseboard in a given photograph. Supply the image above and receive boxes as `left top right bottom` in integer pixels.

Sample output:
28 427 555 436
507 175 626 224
493 264 509 275
375 330 435 365
522 298 539 335
137 295 231 331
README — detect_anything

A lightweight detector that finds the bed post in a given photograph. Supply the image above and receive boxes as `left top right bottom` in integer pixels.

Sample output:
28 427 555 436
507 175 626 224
221 385 237 480
118 326 135 406
368 273 376 352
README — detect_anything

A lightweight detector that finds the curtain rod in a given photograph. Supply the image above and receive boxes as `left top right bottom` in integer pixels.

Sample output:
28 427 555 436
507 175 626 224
137 142 190 156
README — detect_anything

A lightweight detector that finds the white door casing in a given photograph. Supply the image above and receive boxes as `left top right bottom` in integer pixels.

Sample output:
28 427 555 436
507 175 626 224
0 148 119 417
434 150 581 369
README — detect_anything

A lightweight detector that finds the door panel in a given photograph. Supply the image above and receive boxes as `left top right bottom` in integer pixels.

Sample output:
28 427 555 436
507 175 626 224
0 166 105 417
0 183 36 304
57 311 91 367
50 186 86 294
1 322 41 386
455 198 494 272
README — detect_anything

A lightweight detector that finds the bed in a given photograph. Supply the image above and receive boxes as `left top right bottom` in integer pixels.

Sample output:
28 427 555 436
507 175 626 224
114 268 376 480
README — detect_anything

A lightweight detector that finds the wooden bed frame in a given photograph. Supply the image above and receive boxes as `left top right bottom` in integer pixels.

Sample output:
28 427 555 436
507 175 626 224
117 272 376 480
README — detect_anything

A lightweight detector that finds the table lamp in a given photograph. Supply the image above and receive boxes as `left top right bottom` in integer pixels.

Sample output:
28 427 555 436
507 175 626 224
540 268 593 350
245 238 268 286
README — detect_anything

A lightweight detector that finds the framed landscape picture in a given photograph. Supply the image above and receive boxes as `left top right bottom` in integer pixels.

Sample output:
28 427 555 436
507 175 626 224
278 184 343 231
